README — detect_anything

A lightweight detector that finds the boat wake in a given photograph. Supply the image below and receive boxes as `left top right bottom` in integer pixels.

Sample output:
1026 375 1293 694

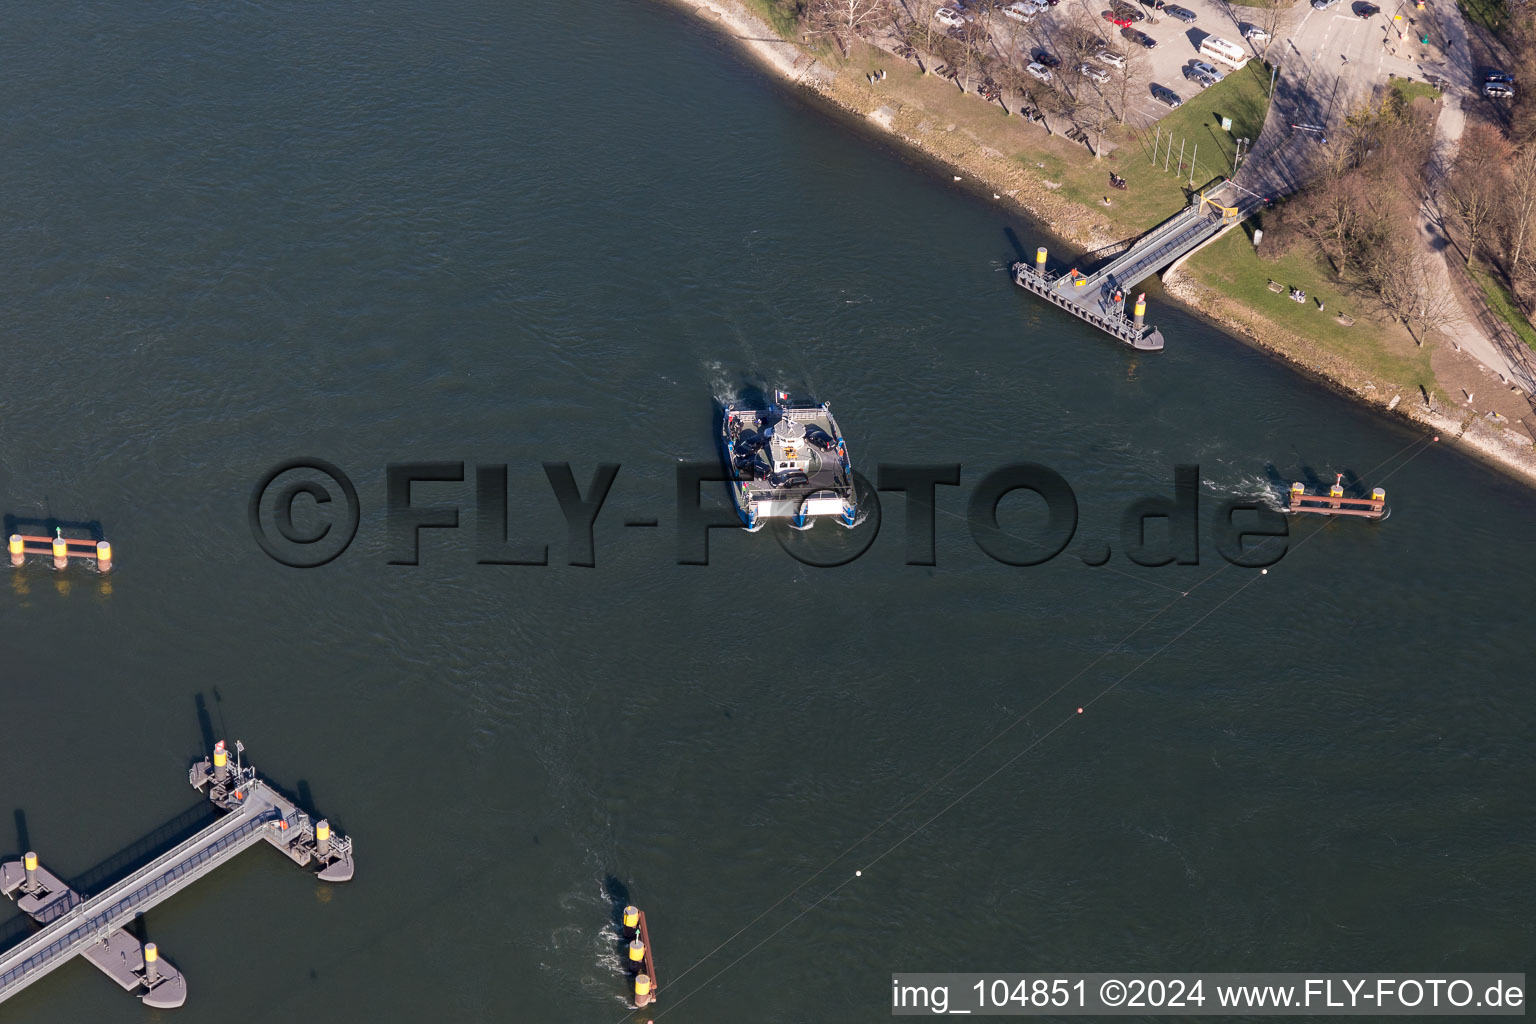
1203 472 1286 511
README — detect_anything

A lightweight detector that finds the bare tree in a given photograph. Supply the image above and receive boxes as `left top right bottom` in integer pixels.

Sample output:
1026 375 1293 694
1112 42 1148 124
997 41 1035 110
1081 85 1117 158
1062 2 1107 61
1508 10 1536 144
953 21 991 92
909 1 943 55
812 0 890 34
1285 152 1368 272
1249 0 1294 60
1446 123 1511 266
1031 80 1078 135
1385 245 1465 344
1504 144 1536 280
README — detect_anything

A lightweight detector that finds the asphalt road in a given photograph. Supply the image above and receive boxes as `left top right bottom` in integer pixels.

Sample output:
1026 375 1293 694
981 0 1468 166
1237 2 1451 193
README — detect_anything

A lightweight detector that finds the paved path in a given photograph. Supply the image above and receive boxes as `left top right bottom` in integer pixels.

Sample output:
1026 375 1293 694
1238 2 1430 197
1416 90 1536 394
1232 0 1535 396
1414 8 1536 395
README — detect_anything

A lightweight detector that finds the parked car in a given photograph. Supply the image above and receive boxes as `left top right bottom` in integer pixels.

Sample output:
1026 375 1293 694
1079 63 1111 83
1151 84 1183 107
1190 60 1225 81
1026 61 1055 82
1123 27 1157 47
1032 50 1062 67
1138 0 1165 9
1002 1 1037 20
1103 10 1133 26
1111 2 1147 20
1244 25 1269 41
1166 4 1197 21
1311 0 1340 10
1183 65 1217 87
1486 70 1515 85
1485 82 1516 98
935 7 967 26
1354 1 1379 14
1095 48 1127 68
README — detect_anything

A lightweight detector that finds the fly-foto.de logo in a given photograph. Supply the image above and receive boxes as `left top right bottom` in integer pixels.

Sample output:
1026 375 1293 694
248 460 1290 570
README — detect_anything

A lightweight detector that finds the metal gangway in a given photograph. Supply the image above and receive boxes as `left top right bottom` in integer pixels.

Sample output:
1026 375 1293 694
1011 179 1265 349
1075 180 1264 316
0 741 353 1009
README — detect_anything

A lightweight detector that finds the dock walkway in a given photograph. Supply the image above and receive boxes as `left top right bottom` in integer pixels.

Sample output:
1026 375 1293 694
0 741 352 1009
1011 179 1266 349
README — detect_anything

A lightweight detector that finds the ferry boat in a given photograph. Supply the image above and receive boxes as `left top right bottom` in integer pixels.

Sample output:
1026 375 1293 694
720 390 857 531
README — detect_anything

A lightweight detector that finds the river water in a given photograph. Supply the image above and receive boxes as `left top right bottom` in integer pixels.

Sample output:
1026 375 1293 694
1 2 1531 1021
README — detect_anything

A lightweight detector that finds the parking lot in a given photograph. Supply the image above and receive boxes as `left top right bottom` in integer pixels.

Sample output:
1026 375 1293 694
949 0 1282 126
942 0 1446 130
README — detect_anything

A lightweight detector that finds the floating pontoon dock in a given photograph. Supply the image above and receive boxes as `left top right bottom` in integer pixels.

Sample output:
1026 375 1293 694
0 741 353 1008
1010 179 1266 350
622 904 658 1008
1284 475 1387 519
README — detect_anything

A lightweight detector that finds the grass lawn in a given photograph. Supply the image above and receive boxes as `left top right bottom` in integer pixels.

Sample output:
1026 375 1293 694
1456 0 1507 32
835 43 1220 236
1389 77 1443 104
1144 60 1272 182
1020 59 1274 236
741 0 801 39
1184 229 1439 391
1471 267 1536 352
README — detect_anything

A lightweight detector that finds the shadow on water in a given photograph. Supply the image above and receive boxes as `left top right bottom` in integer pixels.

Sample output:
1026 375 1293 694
62 804 219 897
193 690 336 828
1 701 347 957
602 876 630 929
1003 226 1028 263
0 811 32 949
1265 462 1373 496
195 693 217 753
195 688 233 755
1 514 105 542
0 801 220 953
252 774 340 836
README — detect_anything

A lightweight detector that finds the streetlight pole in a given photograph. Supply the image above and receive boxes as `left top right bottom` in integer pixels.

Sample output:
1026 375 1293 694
1233 137 1249 175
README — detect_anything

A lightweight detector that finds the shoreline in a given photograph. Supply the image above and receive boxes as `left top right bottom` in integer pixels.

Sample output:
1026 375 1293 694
665 0 1536 489
671 0 1124 249
1161 269 1536 487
